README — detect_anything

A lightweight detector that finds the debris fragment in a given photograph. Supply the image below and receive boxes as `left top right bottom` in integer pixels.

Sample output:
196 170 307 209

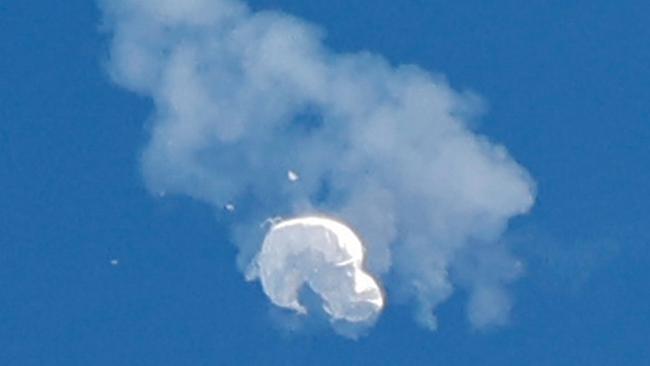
287 170 299 182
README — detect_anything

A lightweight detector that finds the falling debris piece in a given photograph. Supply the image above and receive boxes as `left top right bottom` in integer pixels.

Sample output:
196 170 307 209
224 203 236 212
287 170 299 182
110 259 119 266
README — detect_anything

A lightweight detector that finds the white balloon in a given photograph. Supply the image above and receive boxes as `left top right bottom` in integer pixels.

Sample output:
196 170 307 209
255 216 384 323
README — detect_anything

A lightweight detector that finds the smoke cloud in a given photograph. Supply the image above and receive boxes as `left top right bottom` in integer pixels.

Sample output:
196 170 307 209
101 0 535 333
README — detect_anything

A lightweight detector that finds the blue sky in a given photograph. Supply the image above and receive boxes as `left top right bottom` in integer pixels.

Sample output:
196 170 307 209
1 0 649 365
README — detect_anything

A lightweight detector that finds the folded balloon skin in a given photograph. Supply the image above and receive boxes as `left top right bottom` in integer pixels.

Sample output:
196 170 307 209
255 217 384 323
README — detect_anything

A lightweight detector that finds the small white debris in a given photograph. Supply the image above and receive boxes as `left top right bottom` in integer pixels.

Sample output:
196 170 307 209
110 259 119 266
224 203 236 212
287 170 300 182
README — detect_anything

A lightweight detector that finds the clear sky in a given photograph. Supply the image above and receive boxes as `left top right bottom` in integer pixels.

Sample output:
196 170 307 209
1 0 649 365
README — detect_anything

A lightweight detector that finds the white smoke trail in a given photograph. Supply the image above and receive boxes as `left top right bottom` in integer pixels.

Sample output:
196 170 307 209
100 0 535 332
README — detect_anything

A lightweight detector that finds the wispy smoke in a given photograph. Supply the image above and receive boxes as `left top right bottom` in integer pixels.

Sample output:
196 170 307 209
101 0 535 333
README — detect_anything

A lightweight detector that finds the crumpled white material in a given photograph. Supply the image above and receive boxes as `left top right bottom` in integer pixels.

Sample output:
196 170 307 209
255 216 384 323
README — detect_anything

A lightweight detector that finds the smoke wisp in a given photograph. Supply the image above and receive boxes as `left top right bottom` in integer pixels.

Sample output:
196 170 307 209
101 0 535 333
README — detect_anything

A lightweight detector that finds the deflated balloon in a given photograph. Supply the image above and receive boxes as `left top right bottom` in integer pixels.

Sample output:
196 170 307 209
255 216 384 323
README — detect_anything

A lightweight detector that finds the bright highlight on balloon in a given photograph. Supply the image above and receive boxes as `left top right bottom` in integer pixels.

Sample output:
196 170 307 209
254 216 384 323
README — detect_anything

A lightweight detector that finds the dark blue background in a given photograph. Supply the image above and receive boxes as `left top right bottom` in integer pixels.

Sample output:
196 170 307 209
1 0 648 364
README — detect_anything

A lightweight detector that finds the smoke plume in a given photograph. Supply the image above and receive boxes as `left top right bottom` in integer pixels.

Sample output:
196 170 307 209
101 0 535 333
